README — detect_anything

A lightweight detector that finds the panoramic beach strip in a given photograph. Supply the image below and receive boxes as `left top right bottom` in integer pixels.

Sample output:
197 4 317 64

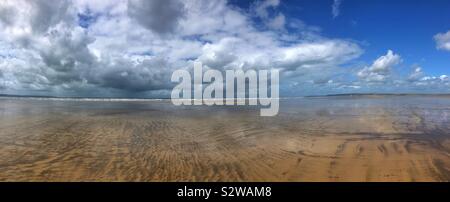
0 95 449 181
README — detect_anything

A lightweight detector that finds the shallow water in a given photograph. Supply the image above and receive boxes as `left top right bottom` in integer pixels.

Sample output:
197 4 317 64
0 96 449 181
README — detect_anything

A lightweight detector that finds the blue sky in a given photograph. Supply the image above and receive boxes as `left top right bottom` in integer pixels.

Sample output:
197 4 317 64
0 0 450 97
231 0 450 76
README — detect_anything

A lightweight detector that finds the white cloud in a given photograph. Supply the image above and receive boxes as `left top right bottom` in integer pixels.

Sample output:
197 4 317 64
277 40 363 70
267 13 286 30
357 50 401 82
254 0 280 19
384 65 450 90
408 65 424 82
0 0 74 35
412 75 450 88
332 0 342 19
434 30 450 51
252 0 286 30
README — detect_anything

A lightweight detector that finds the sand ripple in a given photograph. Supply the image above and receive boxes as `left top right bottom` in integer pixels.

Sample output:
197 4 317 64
0 97 449 181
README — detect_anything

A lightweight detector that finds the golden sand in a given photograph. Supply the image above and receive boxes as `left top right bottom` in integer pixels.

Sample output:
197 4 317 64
0 96 449 181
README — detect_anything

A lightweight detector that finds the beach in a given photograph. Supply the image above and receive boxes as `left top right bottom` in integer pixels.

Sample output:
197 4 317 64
0 95 449 182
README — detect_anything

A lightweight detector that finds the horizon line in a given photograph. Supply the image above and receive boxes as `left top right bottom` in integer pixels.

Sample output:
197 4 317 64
2 93 450 101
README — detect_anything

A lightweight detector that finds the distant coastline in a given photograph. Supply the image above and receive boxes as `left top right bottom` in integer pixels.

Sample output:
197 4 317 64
2 93 450 101
305 93 450 98
0 94 170 102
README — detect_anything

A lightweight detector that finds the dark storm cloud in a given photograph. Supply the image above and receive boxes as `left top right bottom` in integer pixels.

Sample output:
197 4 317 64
0 6 16 26
28 0 72 33
127 0 186 35
38 28 96 84
90 58 175 92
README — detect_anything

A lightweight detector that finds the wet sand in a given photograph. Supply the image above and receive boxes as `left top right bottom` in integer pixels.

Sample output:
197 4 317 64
0 96 449 182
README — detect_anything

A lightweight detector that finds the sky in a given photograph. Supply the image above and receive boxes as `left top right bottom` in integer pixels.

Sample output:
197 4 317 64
0 0 449 98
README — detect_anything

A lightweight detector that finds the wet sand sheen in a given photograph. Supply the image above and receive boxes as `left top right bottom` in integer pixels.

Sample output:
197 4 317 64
0 96 449 181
